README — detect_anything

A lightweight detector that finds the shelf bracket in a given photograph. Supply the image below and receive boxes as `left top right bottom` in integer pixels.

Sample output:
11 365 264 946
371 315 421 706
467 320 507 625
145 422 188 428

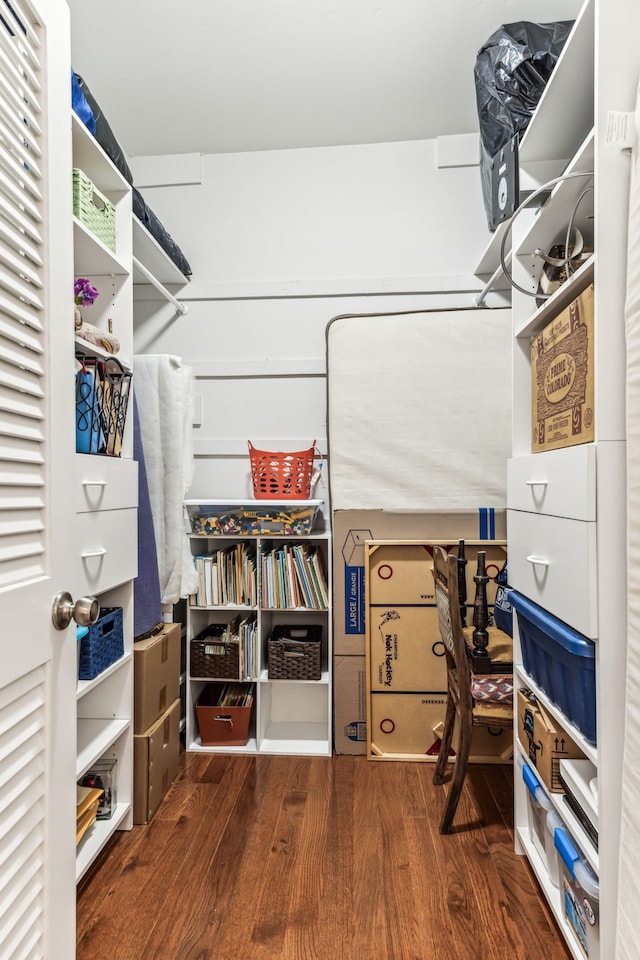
133 256 189 317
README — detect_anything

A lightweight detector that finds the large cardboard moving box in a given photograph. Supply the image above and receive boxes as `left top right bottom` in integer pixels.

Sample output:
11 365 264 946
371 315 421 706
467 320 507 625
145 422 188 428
133 698 180 824
134 622 181 735
333 509 506 656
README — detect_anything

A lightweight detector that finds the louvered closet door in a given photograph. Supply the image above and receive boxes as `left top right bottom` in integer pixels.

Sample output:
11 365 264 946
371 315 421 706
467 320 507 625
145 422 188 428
0 1 76 957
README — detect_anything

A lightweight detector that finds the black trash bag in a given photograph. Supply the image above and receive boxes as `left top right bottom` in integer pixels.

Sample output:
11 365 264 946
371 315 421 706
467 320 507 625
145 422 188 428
74 73 134 186
474 21 574 230
132 186 192 278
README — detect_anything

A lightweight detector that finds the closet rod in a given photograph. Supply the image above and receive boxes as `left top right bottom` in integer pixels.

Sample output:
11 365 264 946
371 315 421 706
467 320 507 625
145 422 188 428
132 256 189 316
474 256 509 307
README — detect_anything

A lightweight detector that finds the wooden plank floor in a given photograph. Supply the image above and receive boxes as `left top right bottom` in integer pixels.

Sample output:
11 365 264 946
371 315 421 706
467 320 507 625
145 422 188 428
77 753 572 960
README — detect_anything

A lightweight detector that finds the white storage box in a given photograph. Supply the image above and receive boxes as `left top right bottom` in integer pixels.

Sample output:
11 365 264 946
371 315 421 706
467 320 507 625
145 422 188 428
522 758 555 874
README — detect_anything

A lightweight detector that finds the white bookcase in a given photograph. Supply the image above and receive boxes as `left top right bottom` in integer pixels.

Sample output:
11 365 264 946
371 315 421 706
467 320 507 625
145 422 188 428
184 500 332 757
72 112 137 881
474 1 638 956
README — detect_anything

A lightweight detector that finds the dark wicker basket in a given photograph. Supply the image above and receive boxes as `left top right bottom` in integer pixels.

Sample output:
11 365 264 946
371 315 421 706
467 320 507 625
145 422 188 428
190 624 240 680
268 625 322 680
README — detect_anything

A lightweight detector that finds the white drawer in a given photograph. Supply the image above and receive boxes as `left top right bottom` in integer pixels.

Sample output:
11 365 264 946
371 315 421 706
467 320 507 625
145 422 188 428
75 455 138 513
507 509 597 638
77 508 137 595
507 446 596 520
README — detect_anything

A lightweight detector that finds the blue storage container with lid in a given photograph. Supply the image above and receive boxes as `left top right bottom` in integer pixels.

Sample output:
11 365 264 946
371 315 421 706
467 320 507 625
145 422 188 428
511 591 596 744
554 826 600 959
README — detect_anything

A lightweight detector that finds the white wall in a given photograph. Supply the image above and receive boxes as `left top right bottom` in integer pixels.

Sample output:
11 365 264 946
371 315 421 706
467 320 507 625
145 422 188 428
132 137 497 503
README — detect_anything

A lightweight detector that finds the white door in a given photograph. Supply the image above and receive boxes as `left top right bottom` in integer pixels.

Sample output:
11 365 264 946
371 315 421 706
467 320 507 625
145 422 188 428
0 1 78 957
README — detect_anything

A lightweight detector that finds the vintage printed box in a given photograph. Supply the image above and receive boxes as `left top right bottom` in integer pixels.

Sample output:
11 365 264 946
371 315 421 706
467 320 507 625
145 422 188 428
531 284 594 453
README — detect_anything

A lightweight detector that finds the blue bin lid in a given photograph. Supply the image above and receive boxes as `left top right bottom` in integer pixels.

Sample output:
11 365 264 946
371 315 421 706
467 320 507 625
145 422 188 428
511 592 595 659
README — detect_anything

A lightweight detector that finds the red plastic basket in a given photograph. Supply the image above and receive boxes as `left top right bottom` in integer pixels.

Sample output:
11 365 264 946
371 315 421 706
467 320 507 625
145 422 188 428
248 440 316 500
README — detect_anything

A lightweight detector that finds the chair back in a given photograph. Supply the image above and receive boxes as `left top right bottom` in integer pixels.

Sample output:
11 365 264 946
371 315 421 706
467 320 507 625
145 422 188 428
432 545 472 706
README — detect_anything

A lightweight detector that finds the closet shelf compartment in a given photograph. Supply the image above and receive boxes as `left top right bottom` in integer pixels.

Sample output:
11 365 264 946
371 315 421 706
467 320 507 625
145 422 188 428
516 666 597 765
132 215 191 288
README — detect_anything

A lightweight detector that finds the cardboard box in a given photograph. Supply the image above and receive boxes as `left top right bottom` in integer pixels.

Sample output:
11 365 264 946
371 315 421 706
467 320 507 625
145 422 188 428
333 653 512 763
368 605 447 693
517 688 585 792
333 509 506 656
531 283 594 453
134 622 181 735
333 655 367 754
133 698 181 824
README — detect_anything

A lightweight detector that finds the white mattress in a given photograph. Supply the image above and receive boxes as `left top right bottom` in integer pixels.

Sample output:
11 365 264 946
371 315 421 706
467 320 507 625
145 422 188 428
326 307 512 511
616 81 640 960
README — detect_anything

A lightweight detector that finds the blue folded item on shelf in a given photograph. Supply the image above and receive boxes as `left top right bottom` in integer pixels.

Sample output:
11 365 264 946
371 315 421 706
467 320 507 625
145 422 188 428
511 591 596 744
71 69 95 134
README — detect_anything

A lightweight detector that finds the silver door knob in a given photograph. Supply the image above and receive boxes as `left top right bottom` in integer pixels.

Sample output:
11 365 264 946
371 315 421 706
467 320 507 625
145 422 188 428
51 591 100 630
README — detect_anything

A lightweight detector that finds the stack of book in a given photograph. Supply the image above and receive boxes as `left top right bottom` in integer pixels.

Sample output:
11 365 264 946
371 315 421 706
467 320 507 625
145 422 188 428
261 543 328 609
76 784 104 845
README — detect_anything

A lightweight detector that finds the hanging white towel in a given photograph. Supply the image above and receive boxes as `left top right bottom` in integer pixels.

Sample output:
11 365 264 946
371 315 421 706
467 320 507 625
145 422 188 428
133 354 198 604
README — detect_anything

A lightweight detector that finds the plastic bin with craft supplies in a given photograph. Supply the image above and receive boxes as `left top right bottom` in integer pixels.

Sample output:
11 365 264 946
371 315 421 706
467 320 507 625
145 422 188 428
184 499 322 536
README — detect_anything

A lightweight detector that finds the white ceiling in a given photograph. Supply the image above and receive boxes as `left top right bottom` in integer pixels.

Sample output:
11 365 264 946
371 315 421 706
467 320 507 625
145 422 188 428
67 0 581 159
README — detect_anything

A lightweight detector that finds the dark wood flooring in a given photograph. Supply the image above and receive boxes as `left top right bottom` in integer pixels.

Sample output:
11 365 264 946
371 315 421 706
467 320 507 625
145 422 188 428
77 753 572 960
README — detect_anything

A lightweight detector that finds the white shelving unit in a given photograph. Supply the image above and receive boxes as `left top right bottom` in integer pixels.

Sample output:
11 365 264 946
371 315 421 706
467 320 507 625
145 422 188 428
72 112 137 882
184 501 332 757
502 1 638 957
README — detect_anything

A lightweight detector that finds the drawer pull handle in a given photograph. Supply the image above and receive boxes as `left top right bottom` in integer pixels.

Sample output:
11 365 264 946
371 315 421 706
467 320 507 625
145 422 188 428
81 548 107 559
526 555 549 567
525 480 548 487
82 480 107 487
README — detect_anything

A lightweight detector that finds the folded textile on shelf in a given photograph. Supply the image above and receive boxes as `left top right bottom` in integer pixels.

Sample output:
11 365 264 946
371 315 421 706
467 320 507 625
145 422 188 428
76 320 120 354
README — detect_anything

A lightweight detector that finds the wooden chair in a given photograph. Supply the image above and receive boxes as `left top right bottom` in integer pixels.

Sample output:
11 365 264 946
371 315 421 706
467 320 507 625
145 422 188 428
432 544 514 834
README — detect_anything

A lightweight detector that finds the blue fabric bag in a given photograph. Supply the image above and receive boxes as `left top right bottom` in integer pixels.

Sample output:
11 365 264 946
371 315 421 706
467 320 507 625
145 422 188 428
71 69 96 134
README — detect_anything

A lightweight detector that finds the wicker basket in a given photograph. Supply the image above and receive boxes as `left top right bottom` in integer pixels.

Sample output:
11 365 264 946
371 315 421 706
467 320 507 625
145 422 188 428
78 607 124 680
268 624 322 680
248 440 316 500
73 168 116 251
190 624 240 680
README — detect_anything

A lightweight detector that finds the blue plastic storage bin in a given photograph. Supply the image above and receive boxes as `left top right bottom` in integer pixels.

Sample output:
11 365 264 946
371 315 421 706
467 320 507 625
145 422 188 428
511 592 596 744
554 827 600 959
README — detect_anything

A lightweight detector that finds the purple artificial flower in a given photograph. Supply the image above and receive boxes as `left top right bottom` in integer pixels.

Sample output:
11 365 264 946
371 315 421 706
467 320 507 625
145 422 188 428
74 278 99 306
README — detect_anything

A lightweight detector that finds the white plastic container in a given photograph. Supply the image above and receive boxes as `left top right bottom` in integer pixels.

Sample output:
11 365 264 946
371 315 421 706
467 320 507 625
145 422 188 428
554 826 600 959
522 758 554 872
545 809 564 887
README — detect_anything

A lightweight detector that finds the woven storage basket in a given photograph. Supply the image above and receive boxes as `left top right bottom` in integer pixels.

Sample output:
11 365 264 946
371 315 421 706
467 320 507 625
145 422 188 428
268 624 322 680
190 625 240 680
73 168 116 251
248 440 316 500
78 607 124 680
